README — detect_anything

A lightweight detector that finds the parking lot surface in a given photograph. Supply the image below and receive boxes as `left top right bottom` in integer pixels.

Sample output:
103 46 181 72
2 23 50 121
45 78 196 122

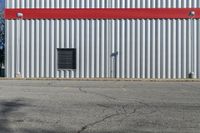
0 80 200 133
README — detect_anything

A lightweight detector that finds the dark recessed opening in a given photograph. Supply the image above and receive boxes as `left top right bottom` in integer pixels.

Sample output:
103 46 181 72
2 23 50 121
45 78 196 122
57 48 76 70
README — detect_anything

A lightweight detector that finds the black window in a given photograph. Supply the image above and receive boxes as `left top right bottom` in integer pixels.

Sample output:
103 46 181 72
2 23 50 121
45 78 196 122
57 49 76 69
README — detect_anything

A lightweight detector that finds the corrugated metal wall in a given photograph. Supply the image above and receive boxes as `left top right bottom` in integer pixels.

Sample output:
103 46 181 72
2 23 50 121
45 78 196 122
5 0 200 78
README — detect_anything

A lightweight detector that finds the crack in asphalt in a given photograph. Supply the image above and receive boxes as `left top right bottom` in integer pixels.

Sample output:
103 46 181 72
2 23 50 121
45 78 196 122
122 105 127 114
79 88 88 94
77 108 137 133
77 113 120 133
78 87 161 114
77 87 162 133
133 100 163 114
79 88 162 111
96 104 111 109
77 88 139 133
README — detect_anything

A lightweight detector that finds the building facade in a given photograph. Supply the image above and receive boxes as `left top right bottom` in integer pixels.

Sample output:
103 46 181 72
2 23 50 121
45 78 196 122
4 0 200 79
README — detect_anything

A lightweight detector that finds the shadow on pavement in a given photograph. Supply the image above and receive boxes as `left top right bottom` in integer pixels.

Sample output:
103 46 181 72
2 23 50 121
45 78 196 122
0 99 27 132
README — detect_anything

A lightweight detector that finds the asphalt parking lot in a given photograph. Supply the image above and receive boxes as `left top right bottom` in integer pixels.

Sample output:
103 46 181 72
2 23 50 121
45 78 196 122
0 80 200 133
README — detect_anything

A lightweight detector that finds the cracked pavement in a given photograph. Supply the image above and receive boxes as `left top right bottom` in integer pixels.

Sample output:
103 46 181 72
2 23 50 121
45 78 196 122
0 80 200 133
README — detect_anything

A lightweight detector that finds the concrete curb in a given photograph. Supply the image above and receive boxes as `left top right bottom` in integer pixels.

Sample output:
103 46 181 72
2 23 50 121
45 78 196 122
0 78 200 82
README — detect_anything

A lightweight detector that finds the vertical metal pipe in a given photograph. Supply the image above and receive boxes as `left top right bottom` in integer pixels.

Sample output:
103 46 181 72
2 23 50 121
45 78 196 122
191 18 194 75
189 11 195 78
16 17 22 78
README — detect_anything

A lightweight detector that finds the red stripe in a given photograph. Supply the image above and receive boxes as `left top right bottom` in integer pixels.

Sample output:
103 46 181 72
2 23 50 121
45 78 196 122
4 8 200 19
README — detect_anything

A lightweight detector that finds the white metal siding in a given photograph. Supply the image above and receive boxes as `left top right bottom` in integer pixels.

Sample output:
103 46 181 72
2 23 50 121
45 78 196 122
5 0 200 79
